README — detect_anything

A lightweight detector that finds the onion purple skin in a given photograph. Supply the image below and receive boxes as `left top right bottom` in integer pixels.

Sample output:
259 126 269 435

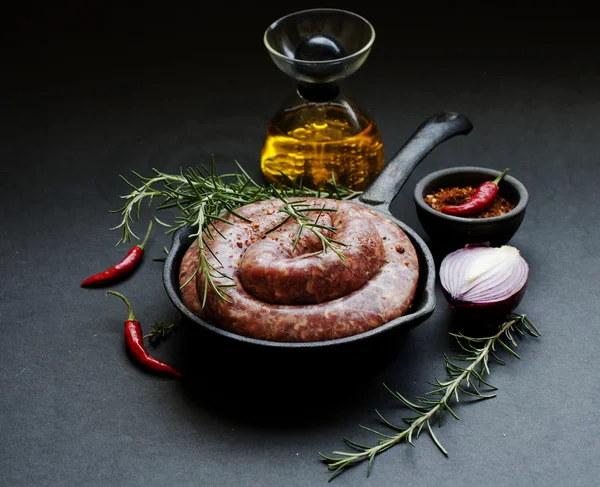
441 284 527 324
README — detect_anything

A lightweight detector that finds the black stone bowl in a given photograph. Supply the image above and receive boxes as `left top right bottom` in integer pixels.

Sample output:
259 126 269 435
413 166 528 251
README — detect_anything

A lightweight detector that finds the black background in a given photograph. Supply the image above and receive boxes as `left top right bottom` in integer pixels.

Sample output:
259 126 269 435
2 2 599 486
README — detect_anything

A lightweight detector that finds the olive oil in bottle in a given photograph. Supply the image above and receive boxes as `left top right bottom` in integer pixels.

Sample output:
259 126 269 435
261 96 384 191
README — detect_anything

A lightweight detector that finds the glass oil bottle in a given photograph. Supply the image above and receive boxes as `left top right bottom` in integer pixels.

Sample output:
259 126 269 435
261 9 384 191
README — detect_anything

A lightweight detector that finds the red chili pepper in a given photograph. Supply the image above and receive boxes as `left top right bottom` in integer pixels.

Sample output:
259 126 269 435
441 168 509 216
106 290 182 378
81 221 153 287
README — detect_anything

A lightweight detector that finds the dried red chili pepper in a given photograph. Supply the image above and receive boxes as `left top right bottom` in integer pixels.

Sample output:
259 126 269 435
441 168 509 216
106 290 182 378
81 221 153 287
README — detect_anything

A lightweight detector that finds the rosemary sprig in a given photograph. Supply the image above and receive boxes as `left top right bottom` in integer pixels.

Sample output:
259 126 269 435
320 313 541 482
110 160 360 304
143 319 180 345
266 194 347 260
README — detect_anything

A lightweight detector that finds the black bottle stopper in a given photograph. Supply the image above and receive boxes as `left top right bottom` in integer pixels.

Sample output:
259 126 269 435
294 34 347 102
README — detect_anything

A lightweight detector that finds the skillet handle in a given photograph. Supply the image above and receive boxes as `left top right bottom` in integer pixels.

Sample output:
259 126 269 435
359 112 473 209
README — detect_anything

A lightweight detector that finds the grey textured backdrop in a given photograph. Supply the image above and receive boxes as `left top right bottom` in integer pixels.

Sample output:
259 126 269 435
1 2 598 486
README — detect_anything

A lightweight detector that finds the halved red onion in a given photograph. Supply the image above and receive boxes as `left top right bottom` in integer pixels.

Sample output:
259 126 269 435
439 245 529 318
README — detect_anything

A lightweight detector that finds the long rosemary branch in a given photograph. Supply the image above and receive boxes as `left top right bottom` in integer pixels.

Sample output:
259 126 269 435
320 313 541 482
110 161 360 303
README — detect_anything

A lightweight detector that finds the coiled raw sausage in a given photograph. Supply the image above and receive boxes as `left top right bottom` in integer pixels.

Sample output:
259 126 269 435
178 198 419 342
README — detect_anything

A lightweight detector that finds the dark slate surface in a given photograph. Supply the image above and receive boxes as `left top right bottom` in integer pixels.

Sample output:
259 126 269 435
1 2 599 486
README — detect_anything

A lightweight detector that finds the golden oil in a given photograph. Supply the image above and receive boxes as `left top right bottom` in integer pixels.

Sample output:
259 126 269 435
260 103 384 191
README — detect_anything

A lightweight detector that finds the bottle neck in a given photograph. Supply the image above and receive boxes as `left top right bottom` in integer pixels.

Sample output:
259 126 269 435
297 83 340 103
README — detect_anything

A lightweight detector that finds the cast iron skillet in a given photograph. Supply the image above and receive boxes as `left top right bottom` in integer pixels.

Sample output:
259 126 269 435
163 112 473 351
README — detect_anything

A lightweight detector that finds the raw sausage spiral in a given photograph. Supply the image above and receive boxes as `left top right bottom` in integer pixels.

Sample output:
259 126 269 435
179 198 419 342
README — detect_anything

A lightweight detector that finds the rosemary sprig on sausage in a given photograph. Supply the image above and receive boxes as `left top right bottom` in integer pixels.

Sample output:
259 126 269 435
111 161 360 305
266 195 348 261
